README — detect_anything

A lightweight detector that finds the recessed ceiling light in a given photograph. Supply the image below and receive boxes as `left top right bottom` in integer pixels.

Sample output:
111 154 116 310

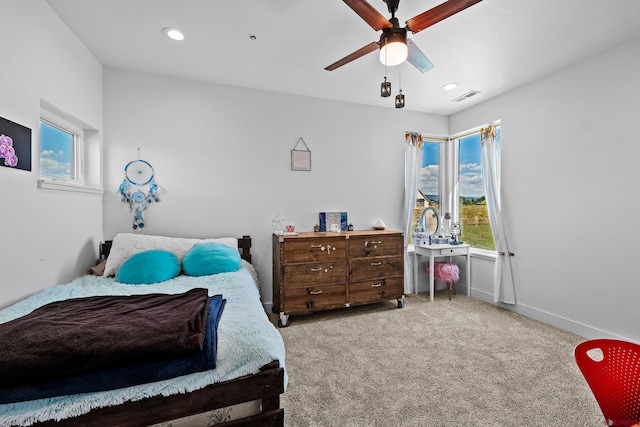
162 27 185 41
442 82 459 91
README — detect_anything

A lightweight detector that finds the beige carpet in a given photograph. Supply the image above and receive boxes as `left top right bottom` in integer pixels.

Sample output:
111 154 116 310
273 292 604 426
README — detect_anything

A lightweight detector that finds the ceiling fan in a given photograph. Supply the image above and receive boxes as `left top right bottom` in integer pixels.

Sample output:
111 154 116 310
325 0 483 73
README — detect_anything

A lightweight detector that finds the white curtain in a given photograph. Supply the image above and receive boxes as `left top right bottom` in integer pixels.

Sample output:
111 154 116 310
403 132 424 294
481 126 516 304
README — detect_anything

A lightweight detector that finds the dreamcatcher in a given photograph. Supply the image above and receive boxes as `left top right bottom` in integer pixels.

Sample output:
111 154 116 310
117 151 160 229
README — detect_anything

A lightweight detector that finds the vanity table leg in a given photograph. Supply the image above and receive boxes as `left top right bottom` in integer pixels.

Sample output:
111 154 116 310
413 251 419 294
466 250 471 296
429 253 435 302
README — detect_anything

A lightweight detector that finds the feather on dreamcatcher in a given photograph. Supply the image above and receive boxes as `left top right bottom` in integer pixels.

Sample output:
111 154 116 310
117 153 160 229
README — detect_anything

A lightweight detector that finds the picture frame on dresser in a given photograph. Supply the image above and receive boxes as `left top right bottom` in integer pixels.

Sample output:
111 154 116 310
272 230 404 327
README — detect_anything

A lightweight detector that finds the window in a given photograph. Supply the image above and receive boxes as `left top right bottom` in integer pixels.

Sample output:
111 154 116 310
40 109 83 184
413 140 441 235
457 129 500 251
413 126 500 252
37 103 102 194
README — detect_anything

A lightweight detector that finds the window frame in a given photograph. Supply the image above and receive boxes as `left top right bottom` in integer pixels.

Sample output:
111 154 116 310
451 125 500 253
414 125 500 254
37 104 103 194
411 136 445 242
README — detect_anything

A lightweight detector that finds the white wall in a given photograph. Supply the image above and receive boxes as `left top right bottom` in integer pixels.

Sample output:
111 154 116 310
103 68 448 307
0 1 104 308
5 1 637 343
450 36 640 342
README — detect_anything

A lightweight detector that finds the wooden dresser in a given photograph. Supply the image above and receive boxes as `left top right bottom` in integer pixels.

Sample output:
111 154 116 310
272 230 404 327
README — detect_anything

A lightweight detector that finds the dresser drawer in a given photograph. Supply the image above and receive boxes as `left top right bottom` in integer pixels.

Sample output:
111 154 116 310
349 277 403 304
283 261 347 288
282 238 346 263
440 247 467 255
349 255 403 282
283 284 346 313
348 235 402 258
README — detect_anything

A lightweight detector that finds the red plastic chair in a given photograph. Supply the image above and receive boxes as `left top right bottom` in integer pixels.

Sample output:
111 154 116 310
574 339 640 427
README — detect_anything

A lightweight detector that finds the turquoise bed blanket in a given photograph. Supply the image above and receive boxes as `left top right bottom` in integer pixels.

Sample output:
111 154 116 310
0 263 286 426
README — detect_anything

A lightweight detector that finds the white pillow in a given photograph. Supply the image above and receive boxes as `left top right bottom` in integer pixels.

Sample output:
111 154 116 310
103 233 238 277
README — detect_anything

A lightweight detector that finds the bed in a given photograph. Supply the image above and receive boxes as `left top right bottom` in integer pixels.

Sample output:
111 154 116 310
0 234 286 427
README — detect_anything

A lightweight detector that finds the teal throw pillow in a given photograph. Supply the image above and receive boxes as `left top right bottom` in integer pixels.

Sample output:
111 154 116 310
116 249 181 284
182 242 241 277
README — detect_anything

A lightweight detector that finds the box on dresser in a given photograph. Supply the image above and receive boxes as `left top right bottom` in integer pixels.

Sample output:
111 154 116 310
272 230 404 327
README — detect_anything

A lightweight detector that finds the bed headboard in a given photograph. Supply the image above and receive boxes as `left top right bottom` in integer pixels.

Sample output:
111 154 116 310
99 235 252 263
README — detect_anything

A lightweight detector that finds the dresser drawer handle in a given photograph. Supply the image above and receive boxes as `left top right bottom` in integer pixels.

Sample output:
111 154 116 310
309 267 323 272
371 240 382 245
370 262 382 266
308 290 323 295
371 283 383 288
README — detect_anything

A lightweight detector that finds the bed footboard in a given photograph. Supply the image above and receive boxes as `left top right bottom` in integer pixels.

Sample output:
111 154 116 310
31 361 284 427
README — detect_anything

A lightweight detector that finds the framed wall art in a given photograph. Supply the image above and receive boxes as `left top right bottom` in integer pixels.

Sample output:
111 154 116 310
0 116 32 171
291 137 311 171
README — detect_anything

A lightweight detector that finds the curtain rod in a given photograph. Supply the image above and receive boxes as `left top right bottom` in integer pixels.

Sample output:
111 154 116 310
420 134 448 142
418 121 500 142
449 121 501 140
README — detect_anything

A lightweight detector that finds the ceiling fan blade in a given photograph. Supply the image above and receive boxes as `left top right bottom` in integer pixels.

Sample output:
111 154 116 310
406 38 434 73
343 0 393 31
406 0 483 34
325 41 379 71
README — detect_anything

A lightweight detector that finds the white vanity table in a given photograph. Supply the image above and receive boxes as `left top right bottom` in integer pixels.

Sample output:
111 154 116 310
413 243 471 301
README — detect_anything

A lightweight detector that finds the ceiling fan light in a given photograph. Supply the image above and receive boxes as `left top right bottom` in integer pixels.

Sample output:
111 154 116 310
380 77 391 97
379 31 408 66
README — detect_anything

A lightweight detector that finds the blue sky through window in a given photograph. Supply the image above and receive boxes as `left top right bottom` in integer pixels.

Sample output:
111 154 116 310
459 127 500 199
419 128 501 201
40 121 72 179
419 142 439 198
459 133 483 198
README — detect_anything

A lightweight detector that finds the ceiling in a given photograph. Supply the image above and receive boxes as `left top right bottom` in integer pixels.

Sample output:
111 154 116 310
45 0 640 115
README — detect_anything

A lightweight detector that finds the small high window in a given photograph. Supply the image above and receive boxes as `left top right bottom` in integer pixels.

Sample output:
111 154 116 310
40 109 83 184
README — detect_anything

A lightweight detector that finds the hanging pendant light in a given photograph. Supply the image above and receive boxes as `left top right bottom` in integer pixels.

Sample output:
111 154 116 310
395 90 405 108
395 66 405 108
381 77 391 97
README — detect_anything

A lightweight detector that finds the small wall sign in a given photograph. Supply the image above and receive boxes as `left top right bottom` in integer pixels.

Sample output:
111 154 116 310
291 137 311 171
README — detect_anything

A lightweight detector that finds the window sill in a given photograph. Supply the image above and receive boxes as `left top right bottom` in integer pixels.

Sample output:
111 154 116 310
37 179 104 195
470 248 498 261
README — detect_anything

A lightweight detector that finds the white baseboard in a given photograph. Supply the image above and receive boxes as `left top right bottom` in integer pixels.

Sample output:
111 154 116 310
467 286 625 341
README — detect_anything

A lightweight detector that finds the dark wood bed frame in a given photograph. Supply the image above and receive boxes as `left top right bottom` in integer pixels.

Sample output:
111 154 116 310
30 235 284 427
